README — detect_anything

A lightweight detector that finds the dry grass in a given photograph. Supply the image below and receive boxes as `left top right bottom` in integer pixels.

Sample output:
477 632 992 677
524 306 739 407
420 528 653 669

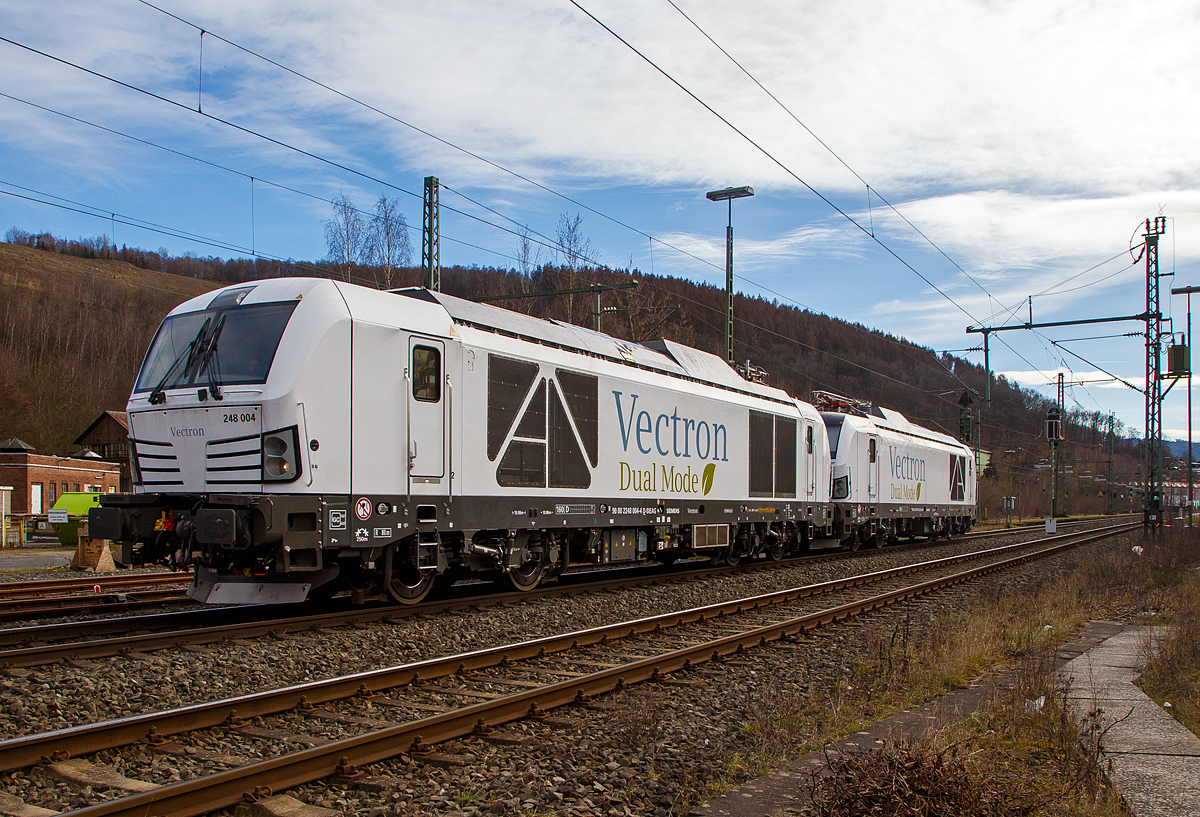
709 529 1200 813
808 647 1129 816
1135 555 1200 740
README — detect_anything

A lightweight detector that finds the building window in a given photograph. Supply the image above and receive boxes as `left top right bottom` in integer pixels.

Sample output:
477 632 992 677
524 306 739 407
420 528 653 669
48 483 56 505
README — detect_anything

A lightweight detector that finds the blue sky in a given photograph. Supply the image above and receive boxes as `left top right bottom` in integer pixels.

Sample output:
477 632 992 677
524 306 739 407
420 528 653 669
3 0 1200 440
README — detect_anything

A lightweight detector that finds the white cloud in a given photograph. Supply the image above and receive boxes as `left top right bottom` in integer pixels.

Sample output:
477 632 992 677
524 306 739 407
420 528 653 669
3 0 1200 438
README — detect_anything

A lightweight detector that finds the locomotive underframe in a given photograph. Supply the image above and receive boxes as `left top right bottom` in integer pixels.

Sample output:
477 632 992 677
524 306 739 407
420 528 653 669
94 489 971 604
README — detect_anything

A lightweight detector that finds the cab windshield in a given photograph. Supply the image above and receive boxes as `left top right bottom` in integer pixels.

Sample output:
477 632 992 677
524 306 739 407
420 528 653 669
134 300 298 392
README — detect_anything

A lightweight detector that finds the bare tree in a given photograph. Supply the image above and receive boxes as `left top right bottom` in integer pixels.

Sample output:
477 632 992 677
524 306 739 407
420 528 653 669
366 194 413 289
555 212 594 274
516 225 539 278
554 213 596 325
324 193 368 283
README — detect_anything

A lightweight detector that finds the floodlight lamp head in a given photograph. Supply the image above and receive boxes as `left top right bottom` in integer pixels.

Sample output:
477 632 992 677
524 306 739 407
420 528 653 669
706 186 754 202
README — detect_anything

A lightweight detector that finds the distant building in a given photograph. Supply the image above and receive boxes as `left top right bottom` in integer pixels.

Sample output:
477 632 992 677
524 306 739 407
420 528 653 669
0 438 120 515
74 411 132 492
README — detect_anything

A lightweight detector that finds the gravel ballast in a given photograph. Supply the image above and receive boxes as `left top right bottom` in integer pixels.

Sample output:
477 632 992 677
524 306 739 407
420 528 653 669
0 524 1135 815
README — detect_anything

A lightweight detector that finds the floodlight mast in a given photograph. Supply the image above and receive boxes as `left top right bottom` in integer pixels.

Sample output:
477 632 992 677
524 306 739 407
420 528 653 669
706 186 754 364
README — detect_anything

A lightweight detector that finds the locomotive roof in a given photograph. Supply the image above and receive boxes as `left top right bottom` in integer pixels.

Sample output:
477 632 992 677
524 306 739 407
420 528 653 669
401 288 789 402
821 406 966 450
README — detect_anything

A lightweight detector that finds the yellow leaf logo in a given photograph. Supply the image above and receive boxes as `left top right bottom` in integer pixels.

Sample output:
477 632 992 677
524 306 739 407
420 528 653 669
702 463 716 496
916 483 921 500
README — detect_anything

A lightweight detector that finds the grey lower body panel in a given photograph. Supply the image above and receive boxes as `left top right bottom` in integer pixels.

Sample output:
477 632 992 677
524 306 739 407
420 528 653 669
188 564 339 605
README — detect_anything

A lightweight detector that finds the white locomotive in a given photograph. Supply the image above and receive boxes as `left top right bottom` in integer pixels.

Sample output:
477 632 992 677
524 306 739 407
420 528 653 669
91 278 974 604
815 392 976 548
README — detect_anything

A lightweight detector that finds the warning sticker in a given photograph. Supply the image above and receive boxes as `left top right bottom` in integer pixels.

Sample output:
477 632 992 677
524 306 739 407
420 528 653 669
355 497 372 521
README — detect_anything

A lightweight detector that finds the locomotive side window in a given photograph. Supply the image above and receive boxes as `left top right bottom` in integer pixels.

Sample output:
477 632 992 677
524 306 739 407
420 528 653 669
487 355 539 461
497 374 592 489
497 377 549 487
749 410 774 497
412 345 441 402
868 438 876 463
548 383 591 488
806 426 813 454
950 454 966 501
515 380 547 439
775 416 797 498
555 369 599 466
497 441 546 487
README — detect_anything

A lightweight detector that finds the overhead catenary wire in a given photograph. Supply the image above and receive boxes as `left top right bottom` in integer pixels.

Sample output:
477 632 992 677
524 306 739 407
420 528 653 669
657 0 1153 414
0 179 530 287
124 2 976 342
662 0 997 307
133 0 731 281
0 114 987 424
1048 336 1143 394
0 38 610 274
4 171 1052 438
0 39 971 397
0 72 978 406
128 0 831 313
564 0 1061 390
1 20 1078 424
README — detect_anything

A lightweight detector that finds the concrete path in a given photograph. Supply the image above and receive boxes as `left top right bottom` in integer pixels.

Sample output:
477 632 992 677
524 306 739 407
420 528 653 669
0 547 73 572
1061 625 1200 817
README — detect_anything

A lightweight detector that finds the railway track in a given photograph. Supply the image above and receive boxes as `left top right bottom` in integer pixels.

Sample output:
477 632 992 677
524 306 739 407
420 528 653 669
0 573 193 622
0 522 1135 816
0 519 1121 665
0 573 190 600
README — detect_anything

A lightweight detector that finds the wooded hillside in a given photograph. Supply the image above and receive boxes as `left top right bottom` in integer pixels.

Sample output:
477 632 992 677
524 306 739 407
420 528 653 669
0 236 1144 519
0 242 217 454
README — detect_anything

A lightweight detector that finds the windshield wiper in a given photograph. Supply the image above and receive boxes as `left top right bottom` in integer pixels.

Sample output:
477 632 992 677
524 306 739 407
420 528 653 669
196 314 227 402
147 316 211 406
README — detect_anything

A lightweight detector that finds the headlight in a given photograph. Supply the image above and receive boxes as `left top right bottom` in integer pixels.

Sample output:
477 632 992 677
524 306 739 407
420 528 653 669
130 442 143 487
832 475 849 500
262 426 301 482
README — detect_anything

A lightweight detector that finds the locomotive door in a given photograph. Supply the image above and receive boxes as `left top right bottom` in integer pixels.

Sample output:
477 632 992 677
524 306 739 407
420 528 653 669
867 436 880 502
804 423 816 499
407 337 446 482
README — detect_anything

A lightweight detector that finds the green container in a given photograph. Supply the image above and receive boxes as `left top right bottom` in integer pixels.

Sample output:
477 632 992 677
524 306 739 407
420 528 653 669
49 492 105 547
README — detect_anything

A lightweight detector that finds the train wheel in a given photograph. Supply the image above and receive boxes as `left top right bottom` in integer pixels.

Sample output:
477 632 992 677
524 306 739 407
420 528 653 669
387 564 435 604
874 532 886 549
503 558 544 591
847 535 861 552
766 540 785 561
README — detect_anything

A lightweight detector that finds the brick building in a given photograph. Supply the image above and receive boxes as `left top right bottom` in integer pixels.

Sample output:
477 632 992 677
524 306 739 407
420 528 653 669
74 411 132 492
0 438 120 515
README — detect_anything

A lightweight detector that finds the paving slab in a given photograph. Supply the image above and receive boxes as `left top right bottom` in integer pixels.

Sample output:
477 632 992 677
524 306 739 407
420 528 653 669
1061 625 1200 816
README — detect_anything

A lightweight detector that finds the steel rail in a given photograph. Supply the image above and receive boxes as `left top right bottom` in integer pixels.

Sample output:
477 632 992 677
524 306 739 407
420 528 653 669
0 519 1113 659
58 522 1134 817
0 589 190 621
0 572 190 599
0 523 1135 774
